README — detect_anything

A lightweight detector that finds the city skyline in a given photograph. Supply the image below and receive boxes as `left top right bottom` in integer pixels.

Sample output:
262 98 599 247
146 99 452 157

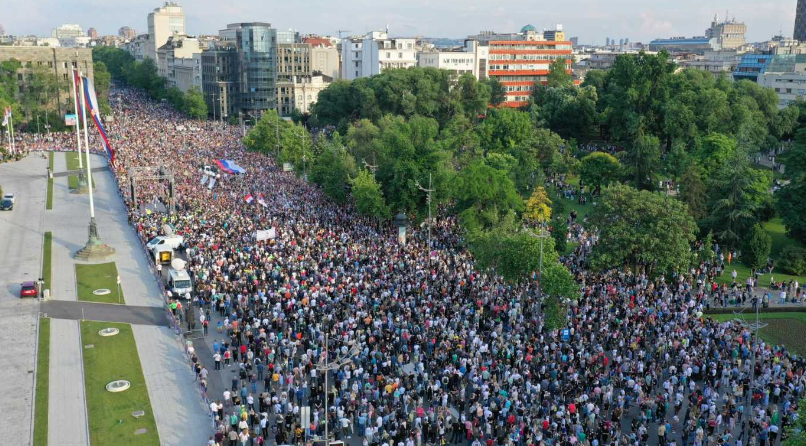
2 0 798 44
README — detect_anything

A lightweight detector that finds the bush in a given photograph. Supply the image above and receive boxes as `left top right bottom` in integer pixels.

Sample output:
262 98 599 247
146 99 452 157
780 246 806 276
742 224 771 270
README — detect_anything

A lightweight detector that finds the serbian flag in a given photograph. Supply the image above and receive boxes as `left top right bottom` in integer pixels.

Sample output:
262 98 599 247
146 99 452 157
245 194 254 204
81 74 115 165
257 193 267 207
1 107 9 127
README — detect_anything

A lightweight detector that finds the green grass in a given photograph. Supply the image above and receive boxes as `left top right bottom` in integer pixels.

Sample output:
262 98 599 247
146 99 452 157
33 317 50 446
715 218 806 287
48 151 54 170
46 177 53 209
75 262 124 304
66 152 94 190
42 232 52 292
81 321 159 446
710 312 806 356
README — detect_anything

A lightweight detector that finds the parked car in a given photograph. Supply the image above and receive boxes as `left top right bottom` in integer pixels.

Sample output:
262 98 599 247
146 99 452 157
20 281 39 298
3 193 15 204
0 198 13 211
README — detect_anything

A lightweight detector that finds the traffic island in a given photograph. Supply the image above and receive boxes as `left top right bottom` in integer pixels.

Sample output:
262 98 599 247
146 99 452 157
81 321 159 446
65 152 93 193
75 262 124 304
33 317 50 446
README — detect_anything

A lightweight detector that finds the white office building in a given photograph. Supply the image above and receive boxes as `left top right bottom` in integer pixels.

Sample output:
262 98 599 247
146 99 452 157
759 54 806 108
417 50 476 76
341 31 417 79
146 2 186 64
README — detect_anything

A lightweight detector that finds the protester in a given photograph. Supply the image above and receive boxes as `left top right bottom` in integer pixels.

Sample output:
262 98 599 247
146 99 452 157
20 87 806 446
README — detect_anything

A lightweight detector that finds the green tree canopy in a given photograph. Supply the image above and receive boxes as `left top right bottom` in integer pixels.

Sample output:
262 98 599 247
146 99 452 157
578 152 620 191
589 183 697 274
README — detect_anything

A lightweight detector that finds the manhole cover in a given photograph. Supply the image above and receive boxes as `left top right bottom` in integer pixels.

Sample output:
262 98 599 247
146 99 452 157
84 344 95 349
93 289 112 295
98 328 120 336
134 429 148 435
106 380 131 392
132 410 145 418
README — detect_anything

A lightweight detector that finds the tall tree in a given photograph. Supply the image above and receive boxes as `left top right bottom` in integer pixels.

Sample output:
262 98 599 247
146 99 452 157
183 87 208 119
350 169 389 220
578 152 620 193
546 57 573 88
589 183 697 274
454 160 523 232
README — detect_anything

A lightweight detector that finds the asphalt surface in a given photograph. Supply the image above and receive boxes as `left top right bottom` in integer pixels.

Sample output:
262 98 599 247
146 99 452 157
41 300 168 326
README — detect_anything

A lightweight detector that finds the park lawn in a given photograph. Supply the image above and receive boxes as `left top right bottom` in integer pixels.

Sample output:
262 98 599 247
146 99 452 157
42 232 52 292
81 321 159 446
33 317 50 446
48 151 54 170
75 262 124 304
65 152 94 190
46 177 53 210
714 218 806 287
710 313 806 356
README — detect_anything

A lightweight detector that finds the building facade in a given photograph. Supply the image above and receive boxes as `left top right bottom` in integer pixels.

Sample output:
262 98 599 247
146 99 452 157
759 54 806 108
119 26 137 40
732 53 773 82
157 33 201 90
0 47 94 115
648 37 717 53
485 39 573 107
278 75 331 115
340 31 417 79
146 2 186 64
796 0 806 42
201 48 238 120
218 22 278 117
416 51 476 76
705 16 746 49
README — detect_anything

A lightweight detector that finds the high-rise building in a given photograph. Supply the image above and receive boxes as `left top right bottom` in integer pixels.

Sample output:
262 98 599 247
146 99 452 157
569 37 578 47
146 2 186 64
705 14 746 49
276 40 338 115
201 46 238 120
542 25 565 42
796 0 806 42
52 24 84 39
119 26 137 40
87 28 98 39
223 22 278 116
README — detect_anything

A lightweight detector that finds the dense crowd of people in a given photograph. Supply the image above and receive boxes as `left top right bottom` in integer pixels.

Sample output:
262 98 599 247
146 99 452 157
20 87 806 446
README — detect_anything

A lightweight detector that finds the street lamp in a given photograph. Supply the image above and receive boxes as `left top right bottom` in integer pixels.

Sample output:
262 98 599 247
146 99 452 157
317 331 360 445
733 305 767 441
393 212 409 245
415 173 435 256
526 226 550 319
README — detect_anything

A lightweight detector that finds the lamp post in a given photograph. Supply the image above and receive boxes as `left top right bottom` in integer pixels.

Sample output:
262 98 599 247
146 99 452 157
733 304 767 441
416 173 435 257
317 329 360 445
527 225 550 319
393 212 409 245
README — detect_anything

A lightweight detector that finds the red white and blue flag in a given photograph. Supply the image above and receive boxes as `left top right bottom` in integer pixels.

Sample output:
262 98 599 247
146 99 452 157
1 107 10 127
81 73 115 165
244 194 254 204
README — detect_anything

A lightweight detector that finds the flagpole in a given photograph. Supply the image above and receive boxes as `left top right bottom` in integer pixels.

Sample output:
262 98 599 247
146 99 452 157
74 72 114 261
79 73 95 220
70 69 84 169
9 112 14 155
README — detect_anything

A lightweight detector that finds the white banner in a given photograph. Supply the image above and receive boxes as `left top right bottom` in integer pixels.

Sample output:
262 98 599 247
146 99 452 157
207 178 216 190
255 228 276 241
200 175 208 185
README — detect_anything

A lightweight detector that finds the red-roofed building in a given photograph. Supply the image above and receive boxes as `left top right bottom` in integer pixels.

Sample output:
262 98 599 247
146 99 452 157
304 36 333 47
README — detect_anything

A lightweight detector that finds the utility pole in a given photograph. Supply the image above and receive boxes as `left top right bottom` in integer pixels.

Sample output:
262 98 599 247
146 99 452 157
276 112 280 161
733 304 767 442
416 173 435 255
317 325 359 446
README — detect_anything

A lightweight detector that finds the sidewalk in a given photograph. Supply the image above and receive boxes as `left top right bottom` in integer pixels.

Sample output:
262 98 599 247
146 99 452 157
48 319 89 446
132 325 211 446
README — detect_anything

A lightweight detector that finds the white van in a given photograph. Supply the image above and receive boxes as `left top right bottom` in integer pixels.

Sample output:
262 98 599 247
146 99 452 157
167 268 193 298
147 235 184 252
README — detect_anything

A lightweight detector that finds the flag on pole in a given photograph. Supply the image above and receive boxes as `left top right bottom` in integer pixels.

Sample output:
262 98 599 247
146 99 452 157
245 194 254 204
1 107 9 127
81 74 115 164
257 193 267 208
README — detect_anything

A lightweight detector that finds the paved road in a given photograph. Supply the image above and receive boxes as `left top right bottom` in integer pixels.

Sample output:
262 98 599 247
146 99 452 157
42 300 168 326
0 154 46 445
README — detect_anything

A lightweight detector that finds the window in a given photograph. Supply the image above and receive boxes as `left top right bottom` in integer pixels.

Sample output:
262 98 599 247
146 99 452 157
398 52 403 59
17 73 22 81
386 52 391 58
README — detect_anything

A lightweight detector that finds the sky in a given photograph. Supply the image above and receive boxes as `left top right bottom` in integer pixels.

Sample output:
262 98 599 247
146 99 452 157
2 0 798 45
